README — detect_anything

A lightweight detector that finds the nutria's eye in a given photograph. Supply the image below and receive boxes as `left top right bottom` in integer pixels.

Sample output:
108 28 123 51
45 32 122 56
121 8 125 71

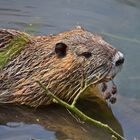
55 42 67 57
81 52 92 58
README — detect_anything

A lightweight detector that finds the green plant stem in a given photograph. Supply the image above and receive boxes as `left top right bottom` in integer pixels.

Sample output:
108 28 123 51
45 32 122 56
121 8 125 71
37 81 126 140
71 86 86 107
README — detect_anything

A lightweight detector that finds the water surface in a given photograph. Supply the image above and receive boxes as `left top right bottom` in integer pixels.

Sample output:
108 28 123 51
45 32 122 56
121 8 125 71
0 0 140 140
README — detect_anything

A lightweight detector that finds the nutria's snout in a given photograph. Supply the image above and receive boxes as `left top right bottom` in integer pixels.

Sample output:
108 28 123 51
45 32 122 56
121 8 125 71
106 51 124 80
114 51 124 66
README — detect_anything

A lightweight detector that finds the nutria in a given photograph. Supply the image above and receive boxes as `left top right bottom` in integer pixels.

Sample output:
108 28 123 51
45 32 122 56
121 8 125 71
0 26 124 107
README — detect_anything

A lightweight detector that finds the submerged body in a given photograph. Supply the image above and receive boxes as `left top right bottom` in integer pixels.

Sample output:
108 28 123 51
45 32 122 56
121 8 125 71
0 27 124 107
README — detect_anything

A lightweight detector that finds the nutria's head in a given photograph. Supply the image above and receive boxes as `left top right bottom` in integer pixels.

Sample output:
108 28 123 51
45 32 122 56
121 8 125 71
0 27 124 106
51 27 124 86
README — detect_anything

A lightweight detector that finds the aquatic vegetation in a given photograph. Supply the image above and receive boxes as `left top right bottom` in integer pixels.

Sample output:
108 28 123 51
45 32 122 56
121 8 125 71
0 33 30 69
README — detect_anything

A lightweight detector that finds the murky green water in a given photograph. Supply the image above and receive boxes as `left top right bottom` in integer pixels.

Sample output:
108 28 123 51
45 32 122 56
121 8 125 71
0 0 140 140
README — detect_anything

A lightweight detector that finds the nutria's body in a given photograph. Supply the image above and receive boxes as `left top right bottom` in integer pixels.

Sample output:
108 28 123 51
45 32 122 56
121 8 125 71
0 27 124 107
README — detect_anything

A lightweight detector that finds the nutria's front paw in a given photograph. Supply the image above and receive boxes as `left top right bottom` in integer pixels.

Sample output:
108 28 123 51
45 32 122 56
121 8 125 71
101 81 118 104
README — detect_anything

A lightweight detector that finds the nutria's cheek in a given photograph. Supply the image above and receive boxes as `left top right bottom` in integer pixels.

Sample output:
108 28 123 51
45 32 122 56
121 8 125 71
77 56 87 64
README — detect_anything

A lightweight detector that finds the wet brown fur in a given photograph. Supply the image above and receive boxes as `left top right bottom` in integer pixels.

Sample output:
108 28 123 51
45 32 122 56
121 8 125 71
0 27 116 107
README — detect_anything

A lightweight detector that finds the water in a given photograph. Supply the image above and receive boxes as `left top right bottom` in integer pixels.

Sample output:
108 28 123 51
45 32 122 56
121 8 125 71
0 0 140 139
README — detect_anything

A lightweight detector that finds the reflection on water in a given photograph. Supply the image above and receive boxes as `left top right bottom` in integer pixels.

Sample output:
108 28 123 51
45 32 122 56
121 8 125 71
0 0 140 139
0 98 123 140
116 0 140 8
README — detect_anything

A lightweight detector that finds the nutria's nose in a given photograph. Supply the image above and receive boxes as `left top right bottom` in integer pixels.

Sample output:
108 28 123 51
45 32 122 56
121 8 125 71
115 57 124 66
114 51 124 66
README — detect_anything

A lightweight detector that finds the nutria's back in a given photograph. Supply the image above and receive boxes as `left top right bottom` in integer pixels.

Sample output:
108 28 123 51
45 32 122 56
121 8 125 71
0 27 124 107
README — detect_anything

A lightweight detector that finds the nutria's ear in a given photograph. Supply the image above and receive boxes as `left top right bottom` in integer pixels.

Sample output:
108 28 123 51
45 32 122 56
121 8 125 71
55 42 67 57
